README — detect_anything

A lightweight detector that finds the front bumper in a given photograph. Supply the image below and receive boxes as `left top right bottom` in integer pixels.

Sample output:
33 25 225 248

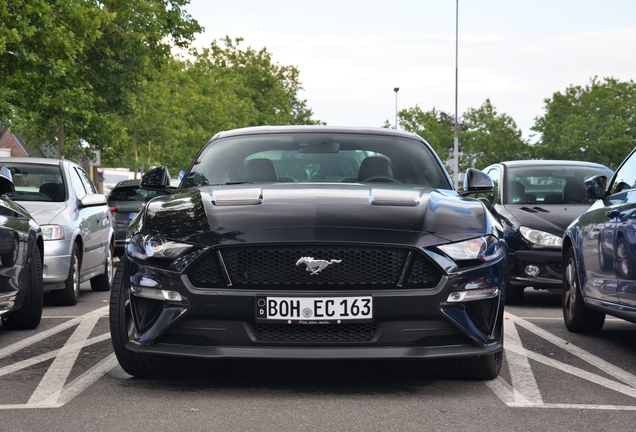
122 253 506 360
509 250 562 290
42 239 72 284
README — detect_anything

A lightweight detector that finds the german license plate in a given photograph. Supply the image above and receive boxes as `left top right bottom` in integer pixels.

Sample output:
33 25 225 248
255 296 373 324
128 212 138 220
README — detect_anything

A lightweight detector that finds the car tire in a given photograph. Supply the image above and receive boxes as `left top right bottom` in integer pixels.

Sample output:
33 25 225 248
442 350 503 380
90 244 114 292
562 247 605 333
1 246 43 330
615 237 636 279
52 243 81 306
109 255 173 378
504 260 524 305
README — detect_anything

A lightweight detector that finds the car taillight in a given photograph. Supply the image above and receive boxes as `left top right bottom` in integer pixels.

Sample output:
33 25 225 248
109 205 118 212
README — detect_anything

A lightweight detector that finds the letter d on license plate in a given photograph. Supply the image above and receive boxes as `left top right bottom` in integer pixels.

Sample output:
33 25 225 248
255 296 373 324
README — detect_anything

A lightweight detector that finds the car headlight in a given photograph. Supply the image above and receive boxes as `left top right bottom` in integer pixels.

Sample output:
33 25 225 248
127 233 194 260
519 226 562 247
438 235 503 262
41 225 65 240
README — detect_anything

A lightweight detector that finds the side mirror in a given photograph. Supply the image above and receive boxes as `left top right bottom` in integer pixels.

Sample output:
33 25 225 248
460 168 494 196
140 166 172 191
585 175 606 199
79 193 107 208
0 167 15 195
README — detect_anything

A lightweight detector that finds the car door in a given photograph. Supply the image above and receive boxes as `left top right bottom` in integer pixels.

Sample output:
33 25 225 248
605 151 636 306
581 149 636 305
69 166 106 273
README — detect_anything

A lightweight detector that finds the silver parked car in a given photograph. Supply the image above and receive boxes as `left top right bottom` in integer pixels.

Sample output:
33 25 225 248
0 158 114 305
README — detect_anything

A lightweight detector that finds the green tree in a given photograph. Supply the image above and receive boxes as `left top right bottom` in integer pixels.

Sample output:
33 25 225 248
462 99 529 169
190 37 321 127
394 101 527 175
1 0 201 159
396 105 455 168
532 77 636 169
103 37 323 175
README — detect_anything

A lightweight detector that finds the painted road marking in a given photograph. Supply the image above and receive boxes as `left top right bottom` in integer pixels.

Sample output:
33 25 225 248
1 307 636 410
0 306 119 410
486 312 636 410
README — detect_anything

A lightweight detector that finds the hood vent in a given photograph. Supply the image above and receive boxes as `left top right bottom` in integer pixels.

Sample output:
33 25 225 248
370 189 421 207
211 188 263 206
520 206 549 213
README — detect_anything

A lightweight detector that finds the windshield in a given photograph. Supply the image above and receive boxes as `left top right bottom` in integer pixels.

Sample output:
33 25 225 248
506 164 613 205
4 163 65 202
182 132 451 189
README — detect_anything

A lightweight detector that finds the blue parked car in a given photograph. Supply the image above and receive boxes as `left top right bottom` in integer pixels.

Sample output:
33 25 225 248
562 147 636 332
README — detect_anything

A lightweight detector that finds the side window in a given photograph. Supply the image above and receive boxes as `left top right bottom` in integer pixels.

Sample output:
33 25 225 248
483 167 499 204
76 168 97 194
69 168 87 200
610 152 636 195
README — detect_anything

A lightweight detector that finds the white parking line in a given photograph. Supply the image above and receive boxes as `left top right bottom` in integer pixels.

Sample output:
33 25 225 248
2 306 636 410
28 312 102 405
486 312 636 410
0 306 114 410
503 315 543 406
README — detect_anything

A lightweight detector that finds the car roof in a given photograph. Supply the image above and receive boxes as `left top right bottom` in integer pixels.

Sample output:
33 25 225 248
0 157 71 166
112 179 141 189
214 125 423 141
493 160 610 169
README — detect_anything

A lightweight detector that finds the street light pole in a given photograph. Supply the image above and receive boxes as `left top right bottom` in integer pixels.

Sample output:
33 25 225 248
454 0 460 189
394 87 400 129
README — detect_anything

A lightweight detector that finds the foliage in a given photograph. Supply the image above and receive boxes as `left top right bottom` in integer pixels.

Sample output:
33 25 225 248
102 38 322 175
531 77 636 169
0 0 201 159
462 99 529 169
395 101 529 174
397 105 456 169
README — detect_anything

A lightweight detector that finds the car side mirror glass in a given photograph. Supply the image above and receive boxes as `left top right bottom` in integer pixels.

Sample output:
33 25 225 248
460 168 494 196
140 166 171 191
585 175 606 199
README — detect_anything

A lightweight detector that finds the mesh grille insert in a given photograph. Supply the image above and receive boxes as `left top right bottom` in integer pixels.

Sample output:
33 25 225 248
250 322 379 343
223 246 406 288
406 253 442 288
187 253 225 288
186 245 442 290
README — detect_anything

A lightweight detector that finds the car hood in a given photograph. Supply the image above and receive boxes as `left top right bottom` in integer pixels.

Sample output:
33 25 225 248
504 203 591 235
140 185 490 248
16 201 67 225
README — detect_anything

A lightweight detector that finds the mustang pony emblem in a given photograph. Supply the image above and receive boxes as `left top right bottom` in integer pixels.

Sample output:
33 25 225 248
296 257 342 275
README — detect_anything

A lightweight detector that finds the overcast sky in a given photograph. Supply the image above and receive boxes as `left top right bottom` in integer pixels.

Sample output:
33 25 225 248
186 0 636 140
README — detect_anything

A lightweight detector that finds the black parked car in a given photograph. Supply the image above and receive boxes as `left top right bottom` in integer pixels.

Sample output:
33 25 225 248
481 160 613 304
110 126 506 380
107 179 173 257
563 147 636 332
0 167 44 330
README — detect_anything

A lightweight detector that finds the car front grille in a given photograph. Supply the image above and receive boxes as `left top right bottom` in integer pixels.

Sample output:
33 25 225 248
249 322 380 343
186 245 442 290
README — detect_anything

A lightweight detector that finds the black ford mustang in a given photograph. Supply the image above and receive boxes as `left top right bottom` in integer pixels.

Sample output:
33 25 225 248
109 126 506 380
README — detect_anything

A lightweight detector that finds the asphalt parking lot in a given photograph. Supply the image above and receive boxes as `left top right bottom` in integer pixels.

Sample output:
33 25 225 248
1 287 635 431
